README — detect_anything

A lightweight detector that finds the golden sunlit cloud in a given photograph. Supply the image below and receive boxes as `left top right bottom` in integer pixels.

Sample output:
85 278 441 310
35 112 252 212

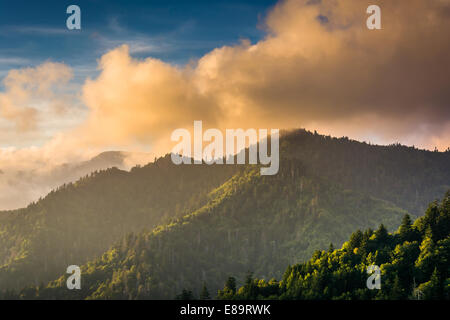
70 0 450 152
0 62 73 132
0 0 449 209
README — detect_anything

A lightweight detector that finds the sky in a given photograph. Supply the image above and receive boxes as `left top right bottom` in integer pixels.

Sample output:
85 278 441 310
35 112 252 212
0 0 274 77
0 0 449 209
0 0 276 147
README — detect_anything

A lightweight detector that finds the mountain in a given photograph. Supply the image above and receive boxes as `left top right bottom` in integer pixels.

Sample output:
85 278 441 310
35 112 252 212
216 191 450 300
280 130 449 215
2 129 448 299
0 156 236 291
17 164 409 299
0 151 137 210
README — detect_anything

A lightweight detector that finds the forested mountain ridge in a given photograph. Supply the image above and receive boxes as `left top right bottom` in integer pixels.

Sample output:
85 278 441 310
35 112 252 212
281 130 450 215
9 163 418 299
0 151 134 211
0 129 448 297
216 191 450 300
0 157 236 290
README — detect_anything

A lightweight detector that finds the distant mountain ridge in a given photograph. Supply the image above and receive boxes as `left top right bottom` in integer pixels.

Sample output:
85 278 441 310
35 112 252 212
0 151 132 211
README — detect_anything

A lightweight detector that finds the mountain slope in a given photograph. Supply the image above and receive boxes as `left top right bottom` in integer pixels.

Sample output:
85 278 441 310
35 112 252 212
16 162 410 299
0 156 236 290
0 151 130 210
281 130 450 215
217 191 450 300
1 129 448 296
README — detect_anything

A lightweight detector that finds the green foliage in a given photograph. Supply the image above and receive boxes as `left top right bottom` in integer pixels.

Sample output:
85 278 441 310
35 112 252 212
0 155 236 291
218 192 450 300
1 130 448 299
8 164 410 299
199 283 211 300
281 130 450 216
176 289 195 300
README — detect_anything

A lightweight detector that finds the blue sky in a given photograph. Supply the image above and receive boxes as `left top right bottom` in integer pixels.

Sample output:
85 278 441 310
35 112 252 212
0 0 448 153
0 0 277 81
0 0 448 211
0 0 278 149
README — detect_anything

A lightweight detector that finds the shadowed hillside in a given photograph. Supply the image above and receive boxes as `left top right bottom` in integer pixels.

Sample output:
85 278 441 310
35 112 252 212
17 163 411 299
216 191 450 300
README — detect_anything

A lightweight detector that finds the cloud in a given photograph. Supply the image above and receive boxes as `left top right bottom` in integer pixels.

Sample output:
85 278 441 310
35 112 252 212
2 26 74 36
3 0 450 157
74 45 219 153
0 57 31 65
0 62 74 132
72 0 450 152
1 0 450 209
190 0 450 145
94 34 174 55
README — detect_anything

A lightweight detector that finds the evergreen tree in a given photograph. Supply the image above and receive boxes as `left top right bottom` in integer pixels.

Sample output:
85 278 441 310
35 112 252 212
176 289 195 300
399 214 415 242
375 224 389 245
419 268 442 300
200 284 211 300
217 192 449 301
349 230 363 249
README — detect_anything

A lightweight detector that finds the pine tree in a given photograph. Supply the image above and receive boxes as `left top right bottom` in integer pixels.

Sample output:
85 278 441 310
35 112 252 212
390 275 405 300
375 224 389 245
225 277 236 294
420 268 442 300
200 283 211 300
175 289 195 300
328 243 334 252
349 230 363 249
399 214 414 241
217 277 237 299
